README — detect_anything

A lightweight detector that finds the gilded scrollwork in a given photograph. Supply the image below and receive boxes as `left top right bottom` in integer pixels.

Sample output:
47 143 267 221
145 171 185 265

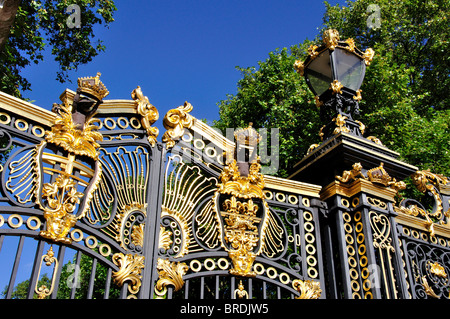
46 99 103 161
292 279 322 299
131 86 159 147
112 252 145 296
395 169 450 238
162 101 194 149
35 246 59 299
322 29 340 50
154 258 189 298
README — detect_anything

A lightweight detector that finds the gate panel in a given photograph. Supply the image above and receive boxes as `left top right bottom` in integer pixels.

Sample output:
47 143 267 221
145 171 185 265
151 103 325 299
0 80 164 299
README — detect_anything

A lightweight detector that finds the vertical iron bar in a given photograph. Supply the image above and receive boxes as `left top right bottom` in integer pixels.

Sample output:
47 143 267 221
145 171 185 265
231 276 235 299
50 244 66 299
26 239 45 299
5 235 25 299
119 283 128 299
70 250 82 299
200 277 205 299
0 234 4 251
86 258 97 299
262 282 267 299
184 279 189 299
215 275 220 299
104 268 112 299
248 278 253 299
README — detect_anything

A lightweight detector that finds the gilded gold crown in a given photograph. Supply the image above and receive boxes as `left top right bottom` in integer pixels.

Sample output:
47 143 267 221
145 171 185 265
234 123 261 146
77 72 109 101
367 163 391 186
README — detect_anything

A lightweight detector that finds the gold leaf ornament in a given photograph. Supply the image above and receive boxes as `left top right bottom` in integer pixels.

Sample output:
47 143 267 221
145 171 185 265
154 258 189 298
46 102 103 160
162 102 194 149
132 86 159 147
112 253 145 295
292 279 322 299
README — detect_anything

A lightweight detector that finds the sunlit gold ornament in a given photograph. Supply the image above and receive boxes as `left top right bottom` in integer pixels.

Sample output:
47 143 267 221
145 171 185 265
35 73 107 243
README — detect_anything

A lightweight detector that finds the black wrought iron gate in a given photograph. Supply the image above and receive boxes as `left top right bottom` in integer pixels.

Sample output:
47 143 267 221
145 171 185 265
2 73 449 300
0 78 325 299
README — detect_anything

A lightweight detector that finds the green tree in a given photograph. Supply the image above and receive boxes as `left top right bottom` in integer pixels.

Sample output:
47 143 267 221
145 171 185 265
1 273 51 299
1 253 120 299
214 0 450 179
0 0 117 98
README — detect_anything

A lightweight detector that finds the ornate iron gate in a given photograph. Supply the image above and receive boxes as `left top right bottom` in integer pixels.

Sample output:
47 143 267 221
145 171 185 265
0 75 324 299
0 73 449 300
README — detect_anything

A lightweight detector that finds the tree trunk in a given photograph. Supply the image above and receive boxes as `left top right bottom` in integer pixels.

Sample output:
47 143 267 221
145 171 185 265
0 0 21 52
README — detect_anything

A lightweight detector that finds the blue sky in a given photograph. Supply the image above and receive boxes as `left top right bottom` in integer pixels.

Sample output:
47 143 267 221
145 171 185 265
2 0 347 296
21 0 344 132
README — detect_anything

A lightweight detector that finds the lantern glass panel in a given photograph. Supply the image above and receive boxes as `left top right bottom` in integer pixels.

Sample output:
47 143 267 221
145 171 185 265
305 50 332 96
333 48 365 92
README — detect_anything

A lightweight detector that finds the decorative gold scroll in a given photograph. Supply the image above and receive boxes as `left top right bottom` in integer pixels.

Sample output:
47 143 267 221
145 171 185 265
112 252 145 297
45 101 103 160
35 246 59 299
154 258 189 298
131 86 159 147
162 101 194 149
292 279 322 299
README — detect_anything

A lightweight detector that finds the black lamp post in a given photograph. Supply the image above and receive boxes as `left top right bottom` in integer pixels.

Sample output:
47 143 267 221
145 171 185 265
294 29 374 140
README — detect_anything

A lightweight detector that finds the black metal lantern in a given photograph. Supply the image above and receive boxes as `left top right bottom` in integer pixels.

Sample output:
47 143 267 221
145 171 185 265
294 29 374 138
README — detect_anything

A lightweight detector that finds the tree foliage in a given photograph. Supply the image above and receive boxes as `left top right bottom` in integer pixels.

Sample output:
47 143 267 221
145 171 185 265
214 0 450 178
0 0 117 98
1 252 120 299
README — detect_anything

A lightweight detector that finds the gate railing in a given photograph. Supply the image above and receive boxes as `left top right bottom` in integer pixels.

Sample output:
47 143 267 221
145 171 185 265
0 74 449 299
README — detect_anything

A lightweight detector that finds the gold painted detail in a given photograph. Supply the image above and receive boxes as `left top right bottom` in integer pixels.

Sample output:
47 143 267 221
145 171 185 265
429 261 447 278
337 162 406 192
162 101 194 149
322 29 340 50
345 38 356 52
421 276 440 299
332 114 350 135
234 280 249 299
292 279 322 299
161 156 218 258
330 80 343 95
353 89 362 102
131 86 159 147
154 258 189 298
159 226 173 250
222 195 263 277
112 252 145 296
39 174 84 244
97 146 149 248
336 163 366 183
46 99 103 160
293 59 304 76
35 246 59 299
367 136 383 145
77 72 109 101
395 169 450 238
369 211 397 299
364 48 375 66
218 159 265 199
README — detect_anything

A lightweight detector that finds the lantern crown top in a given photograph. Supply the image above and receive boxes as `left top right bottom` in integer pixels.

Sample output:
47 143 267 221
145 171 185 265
77 72 110 101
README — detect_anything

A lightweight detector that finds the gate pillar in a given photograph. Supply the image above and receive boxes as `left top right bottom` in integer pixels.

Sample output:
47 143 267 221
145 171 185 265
289 129 417 299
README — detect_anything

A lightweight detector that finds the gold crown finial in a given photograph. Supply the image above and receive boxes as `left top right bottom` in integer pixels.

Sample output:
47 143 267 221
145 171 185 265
77 72 109 101
234 123 261 146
